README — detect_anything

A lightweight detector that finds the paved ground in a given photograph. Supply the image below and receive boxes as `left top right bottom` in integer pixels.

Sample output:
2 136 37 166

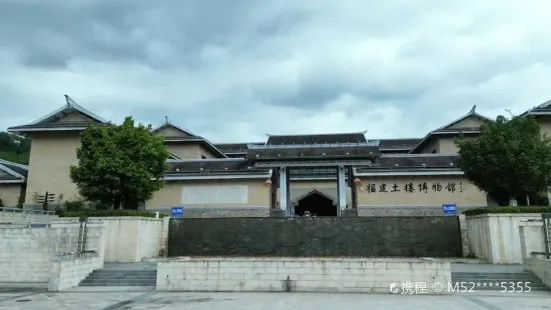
0 290 550 310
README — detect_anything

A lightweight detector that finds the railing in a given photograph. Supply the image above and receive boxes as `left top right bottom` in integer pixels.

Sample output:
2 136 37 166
0 207 56 215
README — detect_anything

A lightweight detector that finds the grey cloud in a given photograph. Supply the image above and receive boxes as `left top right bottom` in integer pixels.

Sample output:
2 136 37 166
1 0 551 142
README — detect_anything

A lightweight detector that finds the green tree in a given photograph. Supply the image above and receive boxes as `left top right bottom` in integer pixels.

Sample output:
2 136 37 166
455 115 551 206
0 132 30 164
70 117 169 210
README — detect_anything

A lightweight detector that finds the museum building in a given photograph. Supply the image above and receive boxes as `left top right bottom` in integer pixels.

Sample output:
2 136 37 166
2 96 551 217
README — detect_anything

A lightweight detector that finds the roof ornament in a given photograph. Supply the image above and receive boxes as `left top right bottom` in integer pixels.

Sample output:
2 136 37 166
468 105 476 114
64 94 74 107
165 116 170 124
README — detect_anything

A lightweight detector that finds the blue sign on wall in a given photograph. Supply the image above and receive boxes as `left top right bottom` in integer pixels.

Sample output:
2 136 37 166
442 204 456 215
171 207 183 217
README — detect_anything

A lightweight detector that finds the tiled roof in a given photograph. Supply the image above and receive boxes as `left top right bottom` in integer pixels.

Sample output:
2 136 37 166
432 127 481 134
0 159 28 182
375 138 421 150
266 133 367 145
215 143 264 153
245 145 381 160
357 154 460 171
8 122 110 131
166 159 270 175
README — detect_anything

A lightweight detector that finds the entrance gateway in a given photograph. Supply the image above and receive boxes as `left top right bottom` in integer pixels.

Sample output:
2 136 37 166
246 141 379 216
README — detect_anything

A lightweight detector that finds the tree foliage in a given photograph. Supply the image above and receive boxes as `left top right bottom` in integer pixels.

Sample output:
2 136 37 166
0 132 30 164
455 115 551 206
70 117 169 209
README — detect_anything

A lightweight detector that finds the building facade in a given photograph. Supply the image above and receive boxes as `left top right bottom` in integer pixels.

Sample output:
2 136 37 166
4 96 551 217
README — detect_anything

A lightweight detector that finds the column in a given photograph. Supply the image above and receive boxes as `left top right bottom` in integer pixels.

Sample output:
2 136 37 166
337 165 347 215
279 167 291 216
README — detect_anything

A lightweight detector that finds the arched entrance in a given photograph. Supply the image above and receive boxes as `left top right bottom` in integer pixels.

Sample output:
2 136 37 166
293 190 337 216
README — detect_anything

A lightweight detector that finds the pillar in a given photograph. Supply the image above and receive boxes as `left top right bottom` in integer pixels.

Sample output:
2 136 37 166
279 167 291 216
337 165 347 215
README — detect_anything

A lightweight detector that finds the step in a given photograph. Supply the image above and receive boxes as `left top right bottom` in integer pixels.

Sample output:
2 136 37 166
92 269 157 275
452 272 535 276
84 275 157 280
79 282 156 287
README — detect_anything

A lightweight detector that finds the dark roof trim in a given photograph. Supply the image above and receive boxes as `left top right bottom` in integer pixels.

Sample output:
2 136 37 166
31 95 108 125
354 168 464 176
0 159 27 182
521 99 551 116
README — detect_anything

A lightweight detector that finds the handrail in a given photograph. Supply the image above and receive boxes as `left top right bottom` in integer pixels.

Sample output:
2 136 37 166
0 207 56 215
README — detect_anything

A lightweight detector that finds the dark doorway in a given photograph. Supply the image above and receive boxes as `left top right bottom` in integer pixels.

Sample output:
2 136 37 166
294 190 337 216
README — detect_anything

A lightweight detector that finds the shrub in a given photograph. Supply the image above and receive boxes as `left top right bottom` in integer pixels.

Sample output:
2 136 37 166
463 206 551 216
59 210 167 218
63 199 85 212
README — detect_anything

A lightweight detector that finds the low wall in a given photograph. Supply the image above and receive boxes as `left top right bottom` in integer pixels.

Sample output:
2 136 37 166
525 257 551 289
466 214 546 264
156 257 451 294
0 221 106 287
62 217 169 262
48 252 104 291
0 207 58 223
151 207 270 218
168 217 463 257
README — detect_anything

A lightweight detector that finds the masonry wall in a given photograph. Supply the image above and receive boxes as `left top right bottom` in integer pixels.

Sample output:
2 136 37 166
0 223 105 287
168 217 463 258
62 217 166 263
156 257 451 294
466 214 546 264
525 257 551 289
48 252 104 292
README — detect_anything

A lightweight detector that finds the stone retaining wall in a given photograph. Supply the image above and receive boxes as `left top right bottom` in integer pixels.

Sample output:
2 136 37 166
156 257 451 294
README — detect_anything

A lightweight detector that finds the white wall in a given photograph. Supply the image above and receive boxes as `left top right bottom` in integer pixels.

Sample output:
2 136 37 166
157 257 451 294
525 257 551 289
48 253 104 291
466 214 546 264
0 222 105 287
62 217 167 263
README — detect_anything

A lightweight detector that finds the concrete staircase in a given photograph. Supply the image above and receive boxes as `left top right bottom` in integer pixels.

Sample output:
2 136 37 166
451 271 548 292
79 263 157 288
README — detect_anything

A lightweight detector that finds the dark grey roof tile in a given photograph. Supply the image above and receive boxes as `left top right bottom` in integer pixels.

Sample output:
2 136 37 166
266 133 366 145
245 145 380 160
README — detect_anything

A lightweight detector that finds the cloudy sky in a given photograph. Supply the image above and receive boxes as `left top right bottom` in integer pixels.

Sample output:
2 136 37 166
1 0 551 143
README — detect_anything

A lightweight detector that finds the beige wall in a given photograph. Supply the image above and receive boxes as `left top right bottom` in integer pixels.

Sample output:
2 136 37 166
147 179 270 210
448 116 486 129
60 112 93 122
418 138 439 153
166 144 204 159
26 132 81 203
0 183 23 206
438 137 458 153
536 117 551 138
356 175 486 206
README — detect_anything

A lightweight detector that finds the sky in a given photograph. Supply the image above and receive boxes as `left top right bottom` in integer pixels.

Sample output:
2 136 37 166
1 0 551 143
